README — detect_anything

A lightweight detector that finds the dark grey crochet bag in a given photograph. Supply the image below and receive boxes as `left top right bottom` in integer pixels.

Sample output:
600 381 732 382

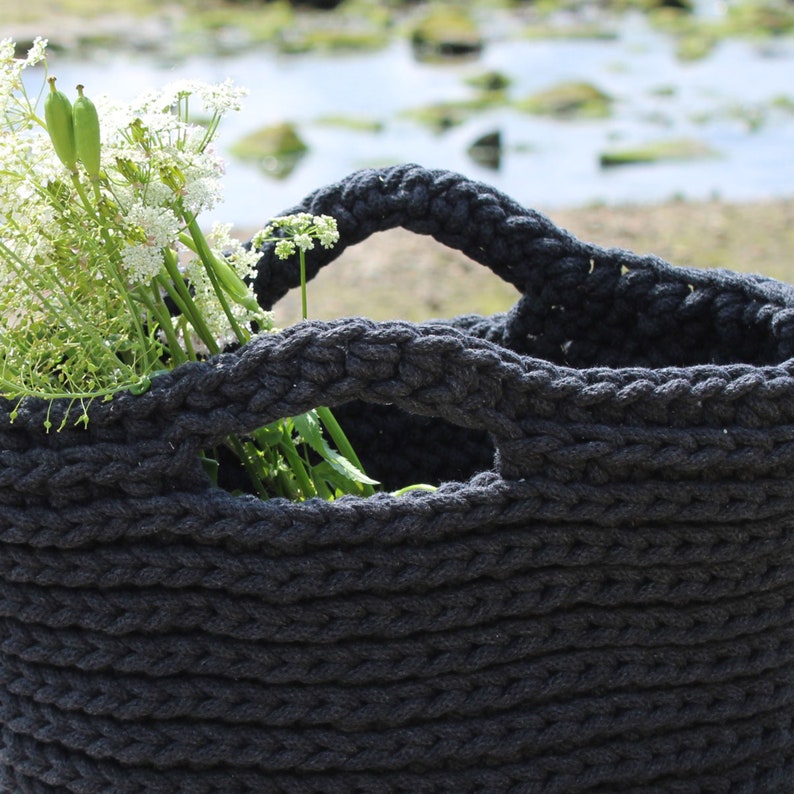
1 165 792 793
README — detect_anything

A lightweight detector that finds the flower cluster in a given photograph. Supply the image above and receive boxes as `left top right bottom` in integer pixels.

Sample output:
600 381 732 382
253 213 340 260
0 38 377 500
1 37 269 408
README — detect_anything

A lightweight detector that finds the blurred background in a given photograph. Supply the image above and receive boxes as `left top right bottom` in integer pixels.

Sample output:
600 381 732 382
5 0 794 321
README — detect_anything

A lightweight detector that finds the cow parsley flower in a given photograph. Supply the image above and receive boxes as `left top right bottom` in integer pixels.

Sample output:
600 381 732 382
0 36 47 121
253 214 340 260
120 242 166 282
0 39 268 410
125 201 180 249
314 215 340 249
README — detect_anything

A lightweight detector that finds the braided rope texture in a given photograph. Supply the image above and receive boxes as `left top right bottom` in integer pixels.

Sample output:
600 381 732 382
1 164 793 792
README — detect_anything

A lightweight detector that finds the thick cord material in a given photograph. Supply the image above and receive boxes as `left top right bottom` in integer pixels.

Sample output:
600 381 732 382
1 164 793 792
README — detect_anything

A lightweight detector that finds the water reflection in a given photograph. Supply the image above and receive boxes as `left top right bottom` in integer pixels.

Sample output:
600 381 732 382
22 10 794 226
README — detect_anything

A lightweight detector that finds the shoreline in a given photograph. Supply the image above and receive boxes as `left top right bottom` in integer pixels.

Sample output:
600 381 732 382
246 195 794 327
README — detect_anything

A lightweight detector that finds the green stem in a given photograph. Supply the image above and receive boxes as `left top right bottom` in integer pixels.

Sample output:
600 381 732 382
160 248 220 355
182 209 221 268
200 252 250 344
300 249 308 320
100 246 157 374
139 283 187 367
225 435 270 501
70 172 96 217
0 238 139 380
178 218 251 344
179 315 198 361
37 175 156 376
313 471 334 501
0 374 136 404
277 423 317 500
274 467 299 501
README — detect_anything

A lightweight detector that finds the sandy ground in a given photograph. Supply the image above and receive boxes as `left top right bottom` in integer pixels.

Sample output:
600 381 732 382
247 196 794 326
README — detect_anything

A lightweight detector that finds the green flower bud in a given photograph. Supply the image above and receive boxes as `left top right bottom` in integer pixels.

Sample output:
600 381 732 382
44 77 77 172
73 84 101 179
212 256 259 312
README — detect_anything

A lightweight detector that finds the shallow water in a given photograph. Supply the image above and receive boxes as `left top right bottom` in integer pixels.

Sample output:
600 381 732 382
26 9 794 228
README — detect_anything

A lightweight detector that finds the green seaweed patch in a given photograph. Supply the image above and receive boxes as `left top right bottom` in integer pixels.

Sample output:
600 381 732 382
691 97 794 132
599 137 718 167
520 22 618 41
675 28 719 61
516 81 613 119
182 0 390 54
722 0 794 36
314 114 385 133
464 70 512 93
230 122 309 179
275 24 388 54
726 103 768 132
649 85 677 98
630 1 716 61
662 0 794 62
772 95 794 114
180 0 296 49
410 6 484 60
402 95 507 132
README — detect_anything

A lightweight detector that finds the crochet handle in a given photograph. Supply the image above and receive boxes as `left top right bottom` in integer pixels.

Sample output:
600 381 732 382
149 316 569 483
252 164 596 310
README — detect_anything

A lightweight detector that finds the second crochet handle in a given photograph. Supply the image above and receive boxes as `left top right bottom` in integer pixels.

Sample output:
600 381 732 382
251 163 595 309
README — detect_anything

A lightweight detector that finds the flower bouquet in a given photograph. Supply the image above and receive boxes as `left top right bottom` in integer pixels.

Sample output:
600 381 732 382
0 36 383 503
2 38 793 793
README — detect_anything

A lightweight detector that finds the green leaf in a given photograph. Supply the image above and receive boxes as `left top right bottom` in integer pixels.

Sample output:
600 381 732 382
293 410 379 487
309 461 364 499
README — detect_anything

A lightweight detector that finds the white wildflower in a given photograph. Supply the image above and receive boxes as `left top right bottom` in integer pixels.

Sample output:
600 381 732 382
292 213 313 229
23 37 47 67
125 201 180 248
274 239 296 260
130 78 247 129
251 213 340 259
158 78 248 114
314 215 339 248
182 174 222 214
293 233 313 252
182 124 211 153
195 78 249 114
0 38 13 62
120 243 164 282
140 180 175 210
208 222 235 251
184 253 270 349
94 96 147 145
0 37 48 122
226 245 260 281
249 227 270 250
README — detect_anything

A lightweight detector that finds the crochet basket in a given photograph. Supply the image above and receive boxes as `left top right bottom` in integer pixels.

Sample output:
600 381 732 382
1 165 792 793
